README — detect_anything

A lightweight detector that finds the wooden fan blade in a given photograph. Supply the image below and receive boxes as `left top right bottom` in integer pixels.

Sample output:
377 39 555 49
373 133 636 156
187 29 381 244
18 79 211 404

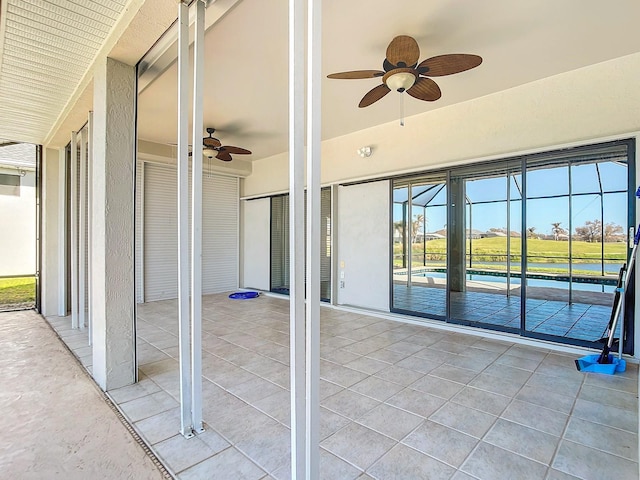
221 146 251 155
359 83 391 108
386 35 420 68
407 77 442 102
417 54 482 77
327 70 384 79
203 137 221 147
216 151 233 162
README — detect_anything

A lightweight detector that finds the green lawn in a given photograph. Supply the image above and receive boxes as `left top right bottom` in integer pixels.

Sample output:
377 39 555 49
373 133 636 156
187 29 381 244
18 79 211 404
394 237 626 271
0 276 36 305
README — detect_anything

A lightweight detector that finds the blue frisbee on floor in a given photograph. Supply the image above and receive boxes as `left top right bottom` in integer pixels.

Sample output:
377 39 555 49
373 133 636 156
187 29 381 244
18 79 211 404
228 291 260 300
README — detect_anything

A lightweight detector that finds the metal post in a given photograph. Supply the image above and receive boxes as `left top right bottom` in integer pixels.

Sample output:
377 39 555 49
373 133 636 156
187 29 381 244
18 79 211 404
521 159 527 332
306 0 321 477
401 201 407 268
177 0 193 439
190 0 205 435
506 174 511 297
79 127 87 330
468 198 472 268
596 164 605 279
423 205 426 266
87 112 93 344
289 0 306 476
568 165 573 304
407 184 412 287
57 148 67 317
70 131 79 329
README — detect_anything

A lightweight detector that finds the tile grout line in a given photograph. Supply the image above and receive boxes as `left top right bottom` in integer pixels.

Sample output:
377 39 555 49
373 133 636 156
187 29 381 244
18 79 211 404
543 351 587 480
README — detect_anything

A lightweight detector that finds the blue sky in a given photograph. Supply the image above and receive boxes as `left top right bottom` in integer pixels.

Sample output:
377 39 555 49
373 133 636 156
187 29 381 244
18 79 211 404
394 161 629 235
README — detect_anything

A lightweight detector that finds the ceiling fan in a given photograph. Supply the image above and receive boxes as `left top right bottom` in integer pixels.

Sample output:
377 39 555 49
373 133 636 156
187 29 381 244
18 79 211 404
327 35 482 108
192 127 252 162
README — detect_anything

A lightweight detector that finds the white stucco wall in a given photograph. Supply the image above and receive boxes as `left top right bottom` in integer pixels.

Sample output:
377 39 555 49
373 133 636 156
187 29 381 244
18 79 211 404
241 197 271 291
0 168 36 276
40 148 63 316
91 57 136 391
337 181 390 311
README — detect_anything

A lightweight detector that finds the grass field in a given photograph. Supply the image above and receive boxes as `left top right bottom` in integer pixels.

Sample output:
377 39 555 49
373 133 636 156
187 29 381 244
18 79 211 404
0 276 36 306
394 237 626 270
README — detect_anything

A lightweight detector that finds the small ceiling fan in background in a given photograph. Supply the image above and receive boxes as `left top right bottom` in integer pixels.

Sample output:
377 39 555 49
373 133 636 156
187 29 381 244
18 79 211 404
327 35 482 119
194 127 252 162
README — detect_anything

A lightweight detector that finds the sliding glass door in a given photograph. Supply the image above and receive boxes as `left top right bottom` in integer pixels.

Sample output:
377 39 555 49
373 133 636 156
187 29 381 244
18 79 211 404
392 176 447 317
391 139 634 349
523 146 630 343
270 188 332 301
447 162 522 330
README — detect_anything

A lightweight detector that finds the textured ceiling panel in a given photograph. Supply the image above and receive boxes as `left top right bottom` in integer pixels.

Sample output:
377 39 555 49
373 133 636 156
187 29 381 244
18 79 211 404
16 1 112 35
0 0 129 144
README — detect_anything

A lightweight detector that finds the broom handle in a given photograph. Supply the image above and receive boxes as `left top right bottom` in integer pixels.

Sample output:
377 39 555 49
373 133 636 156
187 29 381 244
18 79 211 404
615 190 640 358
609 226 640 355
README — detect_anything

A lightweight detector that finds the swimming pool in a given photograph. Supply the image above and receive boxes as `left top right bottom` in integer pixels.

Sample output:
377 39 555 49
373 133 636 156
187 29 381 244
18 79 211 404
395 269 616 293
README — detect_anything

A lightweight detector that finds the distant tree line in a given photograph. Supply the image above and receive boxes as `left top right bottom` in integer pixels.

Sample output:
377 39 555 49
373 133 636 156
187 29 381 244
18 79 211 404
573 219 624 243
395 216 625 243
537 219 624 242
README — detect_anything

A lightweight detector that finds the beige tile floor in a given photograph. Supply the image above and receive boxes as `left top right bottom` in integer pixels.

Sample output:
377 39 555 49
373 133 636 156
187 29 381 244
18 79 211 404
48 293 639 480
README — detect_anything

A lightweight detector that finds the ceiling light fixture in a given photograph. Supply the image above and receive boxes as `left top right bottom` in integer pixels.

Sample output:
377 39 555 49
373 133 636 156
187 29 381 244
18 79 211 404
202 146 216 158
383 71 416 127
357 146 372 158
383 71 416 93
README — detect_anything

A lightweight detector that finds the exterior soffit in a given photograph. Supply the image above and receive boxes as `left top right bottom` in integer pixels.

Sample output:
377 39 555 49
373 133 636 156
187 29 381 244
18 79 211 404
0 0 179 148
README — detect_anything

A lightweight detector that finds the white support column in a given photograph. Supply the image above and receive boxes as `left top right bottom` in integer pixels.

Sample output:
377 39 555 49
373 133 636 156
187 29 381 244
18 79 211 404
91 57 136 391
289 0 306 477
57 148 67 317
305 0 322 478
87 112 94 344
177 0 193 438
190 0 205 434
78 127 87 330
70 131 79 328
41 147 63 317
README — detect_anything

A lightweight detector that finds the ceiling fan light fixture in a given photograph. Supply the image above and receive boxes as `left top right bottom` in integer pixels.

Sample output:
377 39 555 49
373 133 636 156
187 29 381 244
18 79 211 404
327 36 482 108
385 71 416 92
202 146 217 158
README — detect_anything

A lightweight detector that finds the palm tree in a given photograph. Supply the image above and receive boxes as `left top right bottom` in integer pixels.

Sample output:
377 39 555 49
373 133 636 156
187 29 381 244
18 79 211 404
551 222 564 240
411 214 425 244
393 220 405 241
527 226 537 239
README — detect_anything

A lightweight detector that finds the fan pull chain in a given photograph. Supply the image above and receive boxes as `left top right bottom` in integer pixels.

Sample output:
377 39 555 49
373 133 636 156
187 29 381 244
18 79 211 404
400 93 405 127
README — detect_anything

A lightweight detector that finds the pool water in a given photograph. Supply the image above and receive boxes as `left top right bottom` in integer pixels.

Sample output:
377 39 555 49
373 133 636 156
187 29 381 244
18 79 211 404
399 270 615 293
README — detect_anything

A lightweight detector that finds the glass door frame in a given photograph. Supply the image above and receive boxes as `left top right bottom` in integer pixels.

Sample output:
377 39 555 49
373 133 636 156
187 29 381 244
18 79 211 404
390 138 636 351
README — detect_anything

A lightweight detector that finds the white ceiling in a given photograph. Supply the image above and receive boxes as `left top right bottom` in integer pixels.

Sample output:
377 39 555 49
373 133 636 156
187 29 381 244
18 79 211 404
1 0 639 155
137 0 640 162
0 0 129 144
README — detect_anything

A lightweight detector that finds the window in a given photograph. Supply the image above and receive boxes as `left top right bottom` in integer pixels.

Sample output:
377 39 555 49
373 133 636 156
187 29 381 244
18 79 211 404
0 173 20 196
